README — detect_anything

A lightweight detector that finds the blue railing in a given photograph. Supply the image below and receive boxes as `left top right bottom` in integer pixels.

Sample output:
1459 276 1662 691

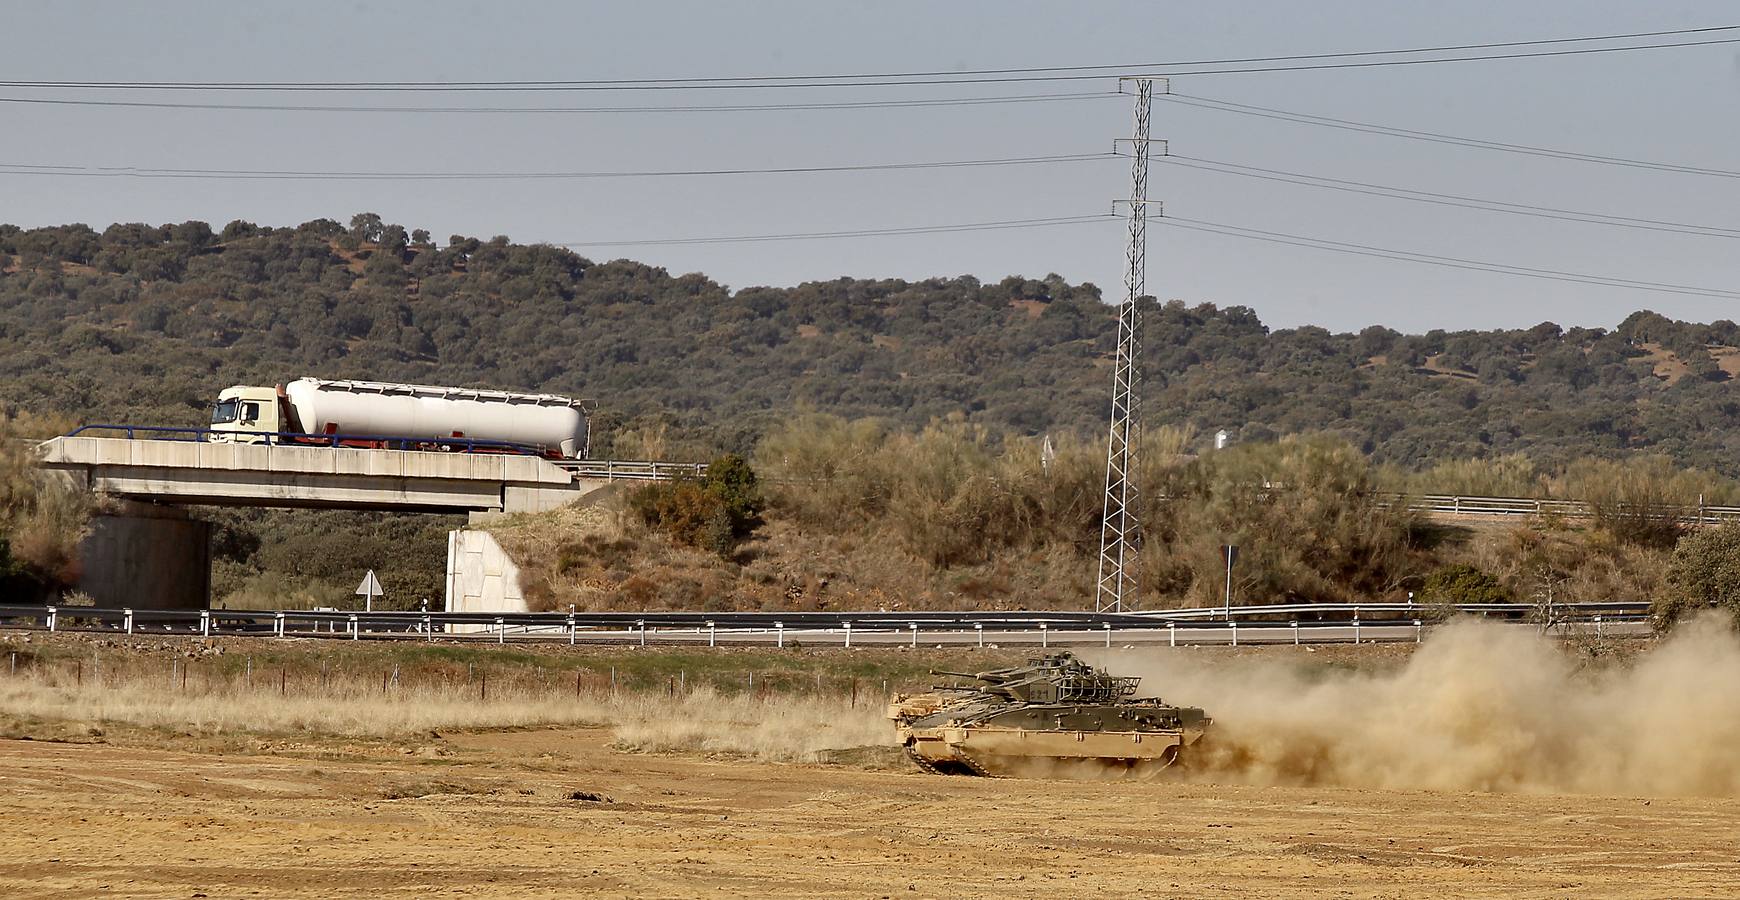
62 424 551 457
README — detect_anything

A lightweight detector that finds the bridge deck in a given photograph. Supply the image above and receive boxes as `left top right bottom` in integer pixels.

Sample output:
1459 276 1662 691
38 436 597 512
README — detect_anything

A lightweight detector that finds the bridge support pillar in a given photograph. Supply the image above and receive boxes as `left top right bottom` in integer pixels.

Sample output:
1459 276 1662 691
77 503 210 610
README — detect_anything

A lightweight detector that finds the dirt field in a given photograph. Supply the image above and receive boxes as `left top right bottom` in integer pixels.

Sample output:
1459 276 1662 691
1 726 1738 899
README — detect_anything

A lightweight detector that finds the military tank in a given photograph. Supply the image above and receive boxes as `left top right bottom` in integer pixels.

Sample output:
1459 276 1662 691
888 651 1210 778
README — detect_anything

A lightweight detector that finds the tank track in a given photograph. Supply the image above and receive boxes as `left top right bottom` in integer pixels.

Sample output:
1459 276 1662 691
950 749 1000 778
903 744 948 776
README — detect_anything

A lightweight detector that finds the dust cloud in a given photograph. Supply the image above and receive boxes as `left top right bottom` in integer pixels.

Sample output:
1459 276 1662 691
1092 616 1740 797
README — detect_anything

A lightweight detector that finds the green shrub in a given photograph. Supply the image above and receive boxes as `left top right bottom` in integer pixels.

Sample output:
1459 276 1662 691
1659 524 1740 627
628 454 764 557
1419 563 1509 605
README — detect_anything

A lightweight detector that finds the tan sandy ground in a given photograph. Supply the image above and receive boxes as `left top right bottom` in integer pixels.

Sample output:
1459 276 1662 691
0 729 1736 899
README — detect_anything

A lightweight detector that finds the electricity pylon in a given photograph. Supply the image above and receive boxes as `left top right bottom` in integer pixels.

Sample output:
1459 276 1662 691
1096 77 1162 613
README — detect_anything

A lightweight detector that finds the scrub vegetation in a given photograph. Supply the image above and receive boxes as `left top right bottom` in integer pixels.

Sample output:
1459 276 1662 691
3 214 1738 614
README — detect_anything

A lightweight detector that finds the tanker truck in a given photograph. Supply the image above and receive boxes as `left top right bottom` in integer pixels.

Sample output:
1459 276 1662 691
207 377 591 459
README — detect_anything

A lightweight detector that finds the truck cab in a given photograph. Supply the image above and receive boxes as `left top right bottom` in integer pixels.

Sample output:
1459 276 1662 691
208 385 283 443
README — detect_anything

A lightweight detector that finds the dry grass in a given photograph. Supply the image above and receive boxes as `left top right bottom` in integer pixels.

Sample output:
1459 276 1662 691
0 663 893 763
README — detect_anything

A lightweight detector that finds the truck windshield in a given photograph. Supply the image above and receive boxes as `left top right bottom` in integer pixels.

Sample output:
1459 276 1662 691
211 399 240 425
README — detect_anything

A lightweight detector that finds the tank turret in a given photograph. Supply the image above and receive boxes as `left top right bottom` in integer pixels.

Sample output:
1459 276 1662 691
889 651 1210 778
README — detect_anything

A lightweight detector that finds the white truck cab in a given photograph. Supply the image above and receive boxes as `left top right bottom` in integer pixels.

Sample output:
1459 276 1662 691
208 385 282 443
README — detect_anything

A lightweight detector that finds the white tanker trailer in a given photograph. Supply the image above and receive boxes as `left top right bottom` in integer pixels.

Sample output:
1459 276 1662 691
207 377 591 458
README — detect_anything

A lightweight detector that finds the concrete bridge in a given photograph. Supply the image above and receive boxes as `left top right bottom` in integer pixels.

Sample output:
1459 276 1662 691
36 436 695 610
38 435 612 514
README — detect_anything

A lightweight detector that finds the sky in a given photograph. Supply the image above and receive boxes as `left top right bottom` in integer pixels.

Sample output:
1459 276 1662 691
3 1 1738 333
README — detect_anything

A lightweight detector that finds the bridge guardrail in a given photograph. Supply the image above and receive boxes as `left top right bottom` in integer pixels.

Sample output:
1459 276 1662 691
61 424 550 457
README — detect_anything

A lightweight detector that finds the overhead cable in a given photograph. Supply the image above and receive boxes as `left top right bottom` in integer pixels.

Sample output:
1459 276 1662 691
4 27 1735 91
1152 215 1740 299
553 215 1121 247
1160 93 1740 179
1151 154 1740 237
0 90 1119 115
0 152 1114 181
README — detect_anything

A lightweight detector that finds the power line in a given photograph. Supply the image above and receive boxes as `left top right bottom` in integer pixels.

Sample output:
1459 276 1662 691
552 215 1120 248
0 90 1120 115
1151 154 1740 238
1153 215 1740 299
5 27 1735 91
0 152 1115 181
1161 93 1740 179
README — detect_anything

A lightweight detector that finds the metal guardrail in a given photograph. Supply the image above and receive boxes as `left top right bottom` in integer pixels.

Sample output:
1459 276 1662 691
1380 492 1740 524
0 602 1652 648
556 460 709 481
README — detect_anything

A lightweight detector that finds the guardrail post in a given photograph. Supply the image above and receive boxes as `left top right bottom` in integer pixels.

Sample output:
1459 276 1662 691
569 615 577 646
1594 615 1603 639
1039 622 1048 648
1229 621 1238 647
124 608 134 635
199 610 210 637
775 621 784 648
1414 619 1423 643
1103 622 1112 648
496 617 505 644
638 619 647 647
348 614 358 640
1291 621 1299 645
908 622 918 648
843 621 852 648
274 611 284 638
1168 621 1176 648
976 623 984 648
1352 615 1361 645
46 606 57 632
424 614 433 641
707 620 716 648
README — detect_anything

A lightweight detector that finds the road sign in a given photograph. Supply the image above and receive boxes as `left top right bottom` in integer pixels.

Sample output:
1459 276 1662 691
355 569 384 612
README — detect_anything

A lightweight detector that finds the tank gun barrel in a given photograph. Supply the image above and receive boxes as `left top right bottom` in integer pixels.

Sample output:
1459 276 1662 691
927 669 1011 683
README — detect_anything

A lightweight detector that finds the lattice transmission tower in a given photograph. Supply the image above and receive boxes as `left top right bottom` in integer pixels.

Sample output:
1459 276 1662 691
1096 77 1162 613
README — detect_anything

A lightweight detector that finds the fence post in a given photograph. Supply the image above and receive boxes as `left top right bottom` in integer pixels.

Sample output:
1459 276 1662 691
199 609 209 637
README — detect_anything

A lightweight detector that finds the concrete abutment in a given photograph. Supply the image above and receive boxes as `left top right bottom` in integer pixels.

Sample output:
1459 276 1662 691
77 503 211 610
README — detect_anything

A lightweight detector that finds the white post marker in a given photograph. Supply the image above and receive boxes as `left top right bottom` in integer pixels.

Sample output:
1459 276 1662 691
975 623 984 648
1353 615 1361 645
909 622 918 648
843 621 852 649
775 621 784 649
638 619 647 647
1168 621 1176 648
1039 622 1048 648
1595 615 1603 638
199 609 210 637
1230 620 1238 647
355 569 384 613
707 621 716 648
347 613 358 641
1414 619 1423 643
1103 622 1112 648
124 608 134 635
46 606 57 632
274 611 284 638
495 617 505 644
1291 620 1299 645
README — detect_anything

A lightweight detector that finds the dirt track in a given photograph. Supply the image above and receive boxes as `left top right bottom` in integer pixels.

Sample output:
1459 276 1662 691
1 729 1737 898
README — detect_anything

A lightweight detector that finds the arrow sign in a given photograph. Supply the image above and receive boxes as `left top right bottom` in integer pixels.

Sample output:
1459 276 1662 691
356 569 384 612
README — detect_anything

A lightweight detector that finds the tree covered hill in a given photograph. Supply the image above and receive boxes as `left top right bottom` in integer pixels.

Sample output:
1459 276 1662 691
3 214 1739 475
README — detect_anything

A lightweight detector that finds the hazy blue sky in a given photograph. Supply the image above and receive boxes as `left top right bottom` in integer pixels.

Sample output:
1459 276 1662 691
4 1 1738 332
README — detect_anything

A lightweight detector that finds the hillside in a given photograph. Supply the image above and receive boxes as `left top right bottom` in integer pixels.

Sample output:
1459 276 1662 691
4 215 1740 472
